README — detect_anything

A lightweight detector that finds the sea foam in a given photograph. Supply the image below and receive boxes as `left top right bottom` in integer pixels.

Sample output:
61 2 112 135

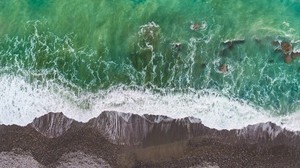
1 74 299 131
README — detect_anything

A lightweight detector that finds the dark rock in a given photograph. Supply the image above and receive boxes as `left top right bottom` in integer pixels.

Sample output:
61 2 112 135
87 111 153 146
271 41 298 64
284 54 293 64
30 112 73 138
142 117 208 146
219 63 228 73
172 42 182 52
190 21 207 31
143 114 172 123
87 111 204 146
237 122 283 142
190 23 201 31
281 42 293 54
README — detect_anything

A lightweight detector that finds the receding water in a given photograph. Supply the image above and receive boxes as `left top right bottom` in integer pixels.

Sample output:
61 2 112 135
1 0 300 130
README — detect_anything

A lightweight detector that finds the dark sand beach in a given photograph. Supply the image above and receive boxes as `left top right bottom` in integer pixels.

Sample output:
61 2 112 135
1 111 300 168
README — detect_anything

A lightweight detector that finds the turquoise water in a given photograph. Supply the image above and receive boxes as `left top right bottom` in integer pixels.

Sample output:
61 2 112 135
1 0 300 120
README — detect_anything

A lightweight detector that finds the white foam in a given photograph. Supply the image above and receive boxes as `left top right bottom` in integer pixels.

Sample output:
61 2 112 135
1 74 300 131
91 87 273 130
0 75 85 125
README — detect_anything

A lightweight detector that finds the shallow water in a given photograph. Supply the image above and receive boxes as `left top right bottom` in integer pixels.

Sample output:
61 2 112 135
1 0 300 130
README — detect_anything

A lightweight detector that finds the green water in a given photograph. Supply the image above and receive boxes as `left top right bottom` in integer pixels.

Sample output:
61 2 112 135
1 0 300 114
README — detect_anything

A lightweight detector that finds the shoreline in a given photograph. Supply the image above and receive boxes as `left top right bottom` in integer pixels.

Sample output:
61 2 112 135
1 111 300 167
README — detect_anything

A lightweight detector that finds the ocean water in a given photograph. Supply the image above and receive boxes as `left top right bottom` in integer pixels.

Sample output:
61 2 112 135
1 0 300 130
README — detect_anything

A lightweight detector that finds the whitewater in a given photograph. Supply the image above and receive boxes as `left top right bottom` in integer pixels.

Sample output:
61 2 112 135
1 74 300 131
1 0 300 131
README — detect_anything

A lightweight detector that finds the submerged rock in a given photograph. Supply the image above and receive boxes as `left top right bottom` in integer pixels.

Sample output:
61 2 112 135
219 63 228 73
171 42 183 52
190 23 201 31
190 21 207 31
281 41 293 54
219 39 245 57
284 54 293 64
271 40 299 64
